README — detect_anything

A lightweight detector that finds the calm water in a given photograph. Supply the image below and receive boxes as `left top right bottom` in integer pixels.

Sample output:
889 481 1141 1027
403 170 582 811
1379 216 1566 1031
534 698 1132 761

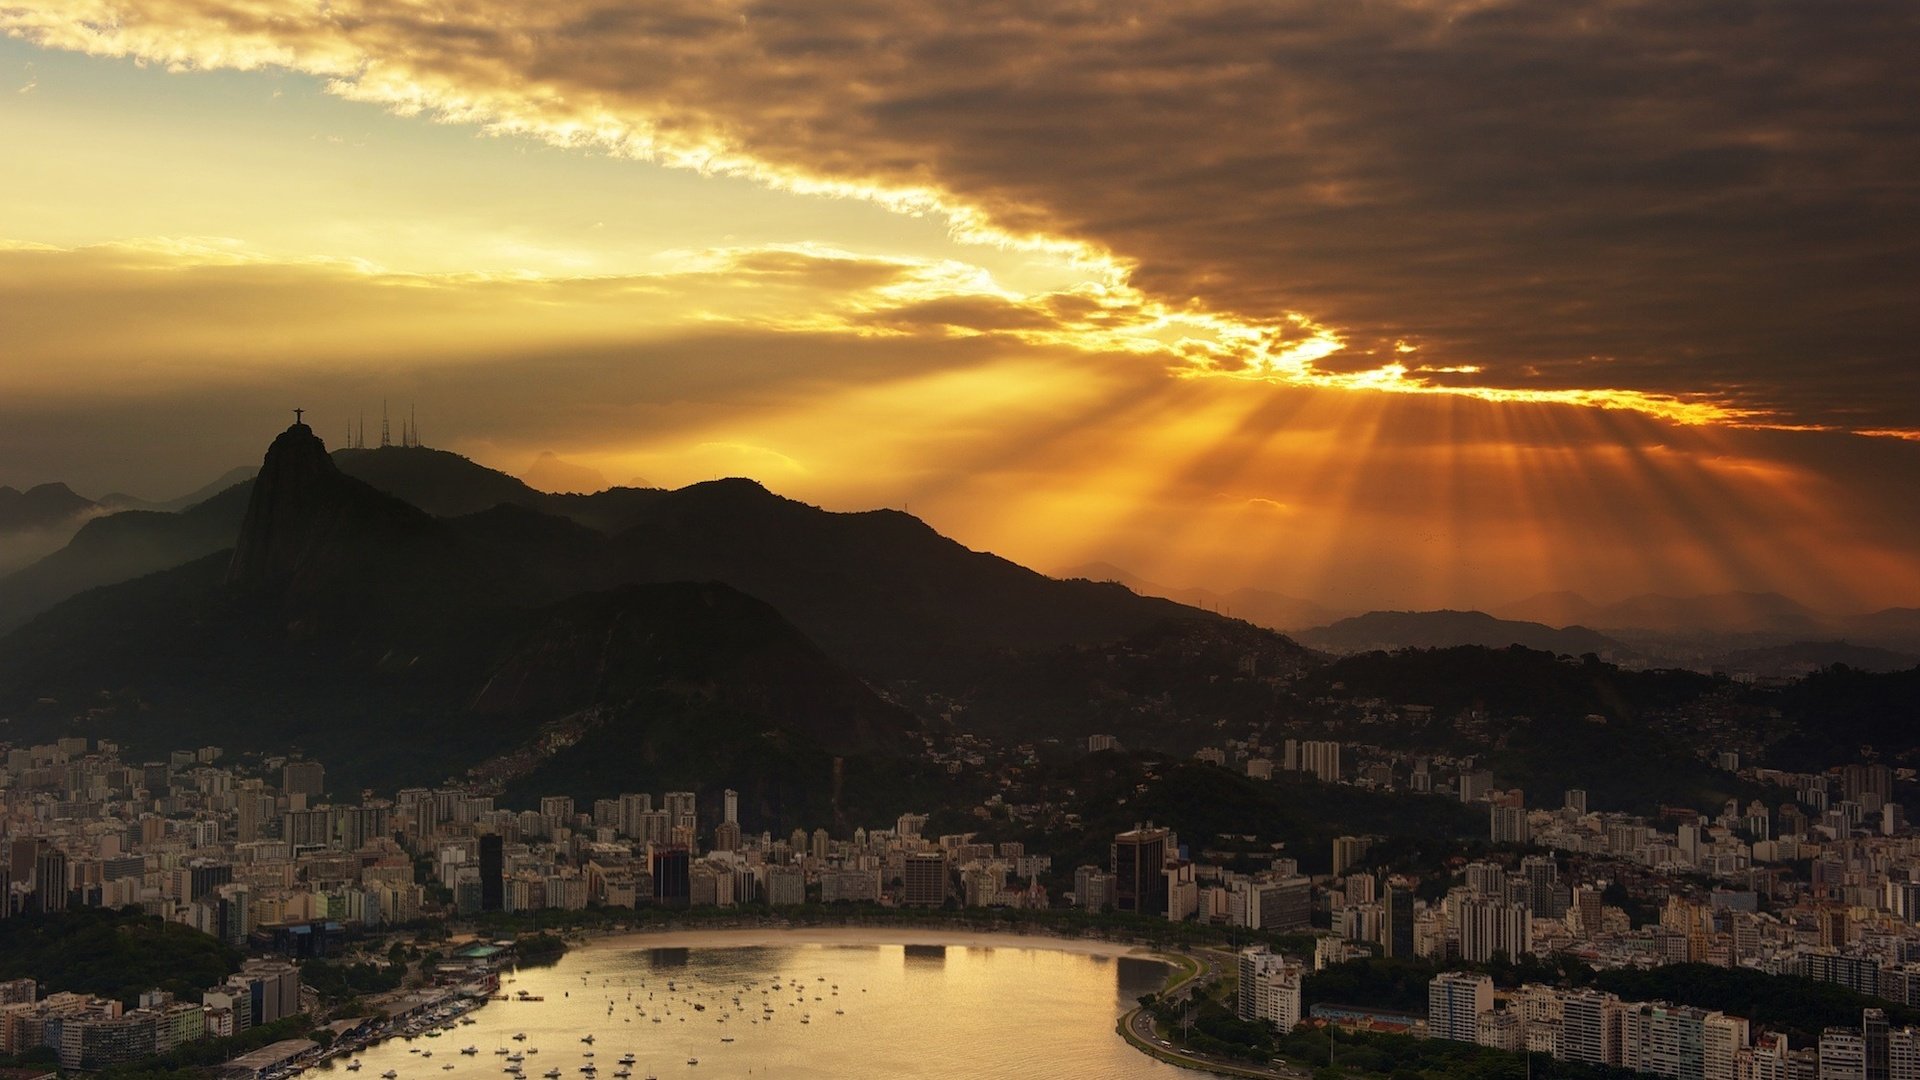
323 936 1182 1079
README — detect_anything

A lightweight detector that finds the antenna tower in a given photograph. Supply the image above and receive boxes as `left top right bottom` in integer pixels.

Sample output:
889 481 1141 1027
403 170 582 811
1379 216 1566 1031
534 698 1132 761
380 401 391 448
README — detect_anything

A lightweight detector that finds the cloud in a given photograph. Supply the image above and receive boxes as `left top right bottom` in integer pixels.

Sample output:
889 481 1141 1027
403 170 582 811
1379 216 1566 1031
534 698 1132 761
8 1 1919 433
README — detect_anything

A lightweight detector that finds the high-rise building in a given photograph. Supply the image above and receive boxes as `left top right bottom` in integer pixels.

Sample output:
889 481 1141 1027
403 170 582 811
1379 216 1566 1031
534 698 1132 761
1429 971 1493 1043
1521 856 1565 918
1492 804 1531 845
281 760 325 799
902 852 948 907
1384 884 1416 959
1332 836 1370 876
1704 1012 1750 1080
1111 826 1170 918
1298 741 1342 783
1565 789 1589 814
478 834 504 912
1560 989 1623 1067
651 847 691 907
1823 1029 1868 1080
1458 897 1531 962
31 847 69 915
1460 770 1494 803
664 792 698 836
1867 1009 1891 1080
1236 948 1303 1030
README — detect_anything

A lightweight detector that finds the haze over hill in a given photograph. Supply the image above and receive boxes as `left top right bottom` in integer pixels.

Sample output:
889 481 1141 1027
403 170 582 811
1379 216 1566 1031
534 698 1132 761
1057 562 1342 631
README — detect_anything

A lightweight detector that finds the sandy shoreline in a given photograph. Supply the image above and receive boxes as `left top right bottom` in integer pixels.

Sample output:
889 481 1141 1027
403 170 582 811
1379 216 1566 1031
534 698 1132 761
581 925 1173 960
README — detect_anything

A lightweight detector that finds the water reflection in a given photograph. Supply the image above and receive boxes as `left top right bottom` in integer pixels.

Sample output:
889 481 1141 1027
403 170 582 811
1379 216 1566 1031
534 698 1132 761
327 937 1183 1079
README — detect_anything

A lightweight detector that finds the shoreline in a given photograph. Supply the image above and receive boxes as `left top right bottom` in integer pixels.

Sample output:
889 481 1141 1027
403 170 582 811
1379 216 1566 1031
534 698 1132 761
574 924 1174 960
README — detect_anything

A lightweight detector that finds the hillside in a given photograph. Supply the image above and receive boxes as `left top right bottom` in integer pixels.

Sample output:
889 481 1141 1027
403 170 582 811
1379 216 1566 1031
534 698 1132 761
0 422 922 799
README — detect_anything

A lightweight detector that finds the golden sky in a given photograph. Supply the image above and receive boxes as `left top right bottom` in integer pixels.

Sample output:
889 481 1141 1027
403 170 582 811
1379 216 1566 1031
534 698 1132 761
2 1 1918 612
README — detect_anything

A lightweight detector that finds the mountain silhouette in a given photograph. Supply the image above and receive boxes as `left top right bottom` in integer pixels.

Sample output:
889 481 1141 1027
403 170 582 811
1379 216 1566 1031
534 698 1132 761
0 421 920 797
0 419 1255 793
0 483 96 532
1298 609 1630 658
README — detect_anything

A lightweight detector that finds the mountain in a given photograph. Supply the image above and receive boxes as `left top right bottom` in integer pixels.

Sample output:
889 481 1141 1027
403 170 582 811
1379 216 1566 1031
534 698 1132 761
1713 640 1920 678
520 451 611 495
1057 561 1340 631
0 484 251 634
594 480 1229 677
0 422 920 804
96 466 258 513
1497 590 1601 628
1589 591 1828 636
0 483 96 532
1495 590 1830 637
0 446 667 634
1844 608 1920 654
1298 609 1631 658
0 421 1272 795
0 483 104 577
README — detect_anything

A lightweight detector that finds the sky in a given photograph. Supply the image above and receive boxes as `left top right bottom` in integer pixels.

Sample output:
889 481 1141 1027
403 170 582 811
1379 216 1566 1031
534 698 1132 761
2 0 1918 613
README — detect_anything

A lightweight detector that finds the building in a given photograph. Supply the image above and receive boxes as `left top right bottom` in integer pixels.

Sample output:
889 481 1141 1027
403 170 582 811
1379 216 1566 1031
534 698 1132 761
1558 988 1622 1067
1236 948 1303 1031
281 761 324 799
478 834 504 913
1823 1029 1868 1080
1492 804 1532 845
1384 884 1417 959
1111 826 1170 918
902 852 949 907
1074 866 1115 911
651 847 691 907
1459 897 1531 962
1332 836 1370 876
1429 971 1493 1043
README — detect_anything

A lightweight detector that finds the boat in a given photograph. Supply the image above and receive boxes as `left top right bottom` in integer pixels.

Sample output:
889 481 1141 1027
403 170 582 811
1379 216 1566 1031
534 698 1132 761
513 1034 527 1042
462 1048 479 1056
382 1073 398 1079
347 1063 362 1072
616 1056 634 1066
443 1066 455 1071
495 1049 509 1056
543 1072 561 1079
580 1036 594 1045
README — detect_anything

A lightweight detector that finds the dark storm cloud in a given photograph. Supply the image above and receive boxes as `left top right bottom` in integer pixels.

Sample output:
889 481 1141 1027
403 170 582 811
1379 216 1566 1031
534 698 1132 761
14 0 1916 427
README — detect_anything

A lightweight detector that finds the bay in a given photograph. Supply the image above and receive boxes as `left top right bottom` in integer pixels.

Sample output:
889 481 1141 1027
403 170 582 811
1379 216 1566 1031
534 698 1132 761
320 930 1186 1080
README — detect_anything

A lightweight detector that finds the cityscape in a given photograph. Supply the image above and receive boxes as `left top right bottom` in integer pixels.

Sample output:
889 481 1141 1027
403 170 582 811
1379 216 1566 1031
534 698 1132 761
4 1 1920 1080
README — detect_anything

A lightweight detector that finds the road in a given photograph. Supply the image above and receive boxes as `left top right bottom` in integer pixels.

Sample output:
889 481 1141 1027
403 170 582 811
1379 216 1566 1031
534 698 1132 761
1115 949 1311 1080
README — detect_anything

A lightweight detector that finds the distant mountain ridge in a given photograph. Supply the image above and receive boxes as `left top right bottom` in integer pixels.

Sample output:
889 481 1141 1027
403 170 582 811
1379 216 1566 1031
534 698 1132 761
1497 589 1826 635
1056 561 1341 631
0 483 96 532
1298 609 1632 658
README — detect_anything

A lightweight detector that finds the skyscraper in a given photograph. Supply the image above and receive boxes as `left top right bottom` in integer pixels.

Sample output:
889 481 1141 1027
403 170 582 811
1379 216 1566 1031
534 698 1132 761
478 834 504 912
652 847 691 907
1111 826 1170 918
1384 884 1416 959
902 852 949 907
